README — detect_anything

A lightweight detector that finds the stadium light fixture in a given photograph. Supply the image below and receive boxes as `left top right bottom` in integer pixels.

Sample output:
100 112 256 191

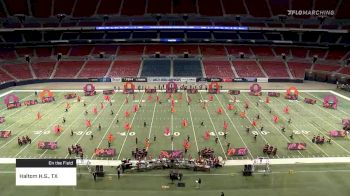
57 53 62 61
182 14 188 21
103 15 109 22
155 14 161 21
239 52 245 59
235 15 241 22
282 53 286 61
56 14 66 23
14 14 26 23
25 55 30 63
317 16 326 24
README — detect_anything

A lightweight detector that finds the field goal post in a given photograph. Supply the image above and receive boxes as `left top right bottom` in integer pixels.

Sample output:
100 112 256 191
253 157 271 175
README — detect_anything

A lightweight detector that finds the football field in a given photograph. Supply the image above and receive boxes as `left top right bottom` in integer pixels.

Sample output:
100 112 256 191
0 89 350 160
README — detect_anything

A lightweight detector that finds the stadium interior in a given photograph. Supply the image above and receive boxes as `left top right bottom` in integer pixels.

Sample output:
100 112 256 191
0 0 350 196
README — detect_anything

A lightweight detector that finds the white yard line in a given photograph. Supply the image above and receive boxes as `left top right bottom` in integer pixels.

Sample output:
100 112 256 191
90 94 128 159
116 92 145 160
291 94 350 154
171 113 174 151
199 92 228 160
240 94 304 157
305 92 349 118
14 100 76 157
0 94 67 150
40 94 103 158
271 96 330 156
0 98 49 132
185 92 199 152
146 93 158 150
63 95 107 158
0 90 13 98
214 94 253 159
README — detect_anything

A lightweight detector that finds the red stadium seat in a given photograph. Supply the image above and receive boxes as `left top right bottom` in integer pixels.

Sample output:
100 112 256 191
200 45 227 57
147 0 171 14
290 48 308 58
226 46 252 57
109 60 140 77
198 0 223 16
251 46 274 57
245 0 270 17
338 67 350 76
287 62 312 79
53 0 74 15
221 0 246 15
31 0 52 17
118 45 145 56
172 45 199 55
121 0 145 15
259 61 289 78
173 0 197 14
69 46 93 56
54 61 84 78
97 0 122 15
92 45 118 55
2 63 33 80
232 60 265 77
313 64 341 72
0 49 17 59
35 47 53 57
73 0 99 17
78 61 111 78
4 0 29 15
31 62 56 78
203 60 234 78
145 45 172 55
0 69 15 83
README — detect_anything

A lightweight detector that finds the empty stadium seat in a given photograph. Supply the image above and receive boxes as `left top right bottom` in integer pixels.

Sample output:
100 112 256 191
54 61 84 78
141 59 171 77
338 67 350 76
121 0 145 15
203 60 234 78
172 45 199 55
97 0 122 15
221 0 246 15
226 46 252 57
173 59 203 77
145 45 172 55
198 0 223 16
259 61 289 78
78 61 111 78
2 63 33 80
173 0 197 14
232 61 265 77
313 64 341 72
109 60 140 77
287 62 311 79
147 0 171 14
0 69 15 83
251 47 274 57
69 46 93 56
200 45 226 57
118 45 144 56
31 62 55 78
35 47 53 57
0 49 17 59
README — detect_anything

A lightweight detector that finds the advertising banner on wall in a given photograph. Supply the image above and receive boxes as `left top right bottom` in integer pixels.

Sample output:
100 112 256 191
257 78 269 83
111 77 122 82
121 77 147 82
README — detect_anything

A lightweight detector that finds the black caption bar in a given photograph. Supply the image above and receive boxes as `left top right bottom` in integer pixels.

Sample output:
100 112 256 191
16 159 76 168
